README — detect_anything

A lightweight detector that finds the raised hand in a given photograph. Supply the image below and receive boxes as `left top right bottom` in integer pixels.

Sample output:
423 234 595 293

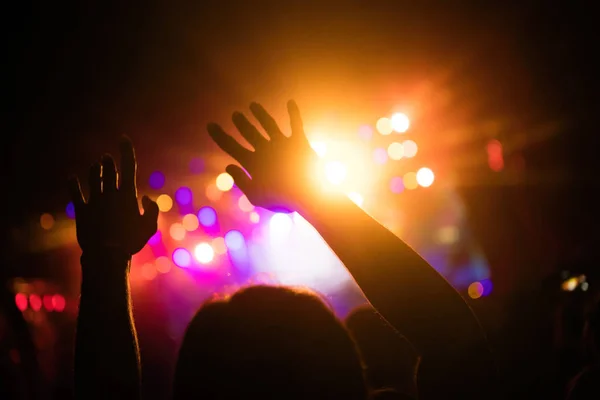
207 100 319 213
68 137 159 259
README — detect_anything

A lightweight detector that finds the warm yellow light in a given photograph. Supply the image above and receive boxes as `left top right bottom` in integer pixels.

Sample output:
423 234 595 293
156 194 173 212
194 243 215 264
468 282 484 299
376 117 393 135
205 183 222 202
387 142 404 160
403 172 418 190
325 161 347 185
391 113 410 133
216 172 234 191
310 141 328 158
402 140 418 158
347 192 364 207
416 167 435 187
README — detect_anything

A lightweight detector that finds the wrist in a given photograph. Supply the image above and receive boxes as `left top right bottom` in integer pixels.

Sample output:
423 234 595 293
81 249 132 281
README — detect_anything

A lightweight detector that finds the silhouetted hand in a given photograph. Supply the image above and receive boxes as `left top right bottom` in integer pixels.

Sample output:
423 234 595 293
68 137 159 260
208 100 319 212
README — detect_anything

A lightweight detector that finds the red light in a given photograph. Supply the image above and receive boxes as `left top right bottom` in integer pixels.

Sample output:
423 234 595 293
29 294 42 311
15 293 27 311
43 295 54 311
52 294 66 312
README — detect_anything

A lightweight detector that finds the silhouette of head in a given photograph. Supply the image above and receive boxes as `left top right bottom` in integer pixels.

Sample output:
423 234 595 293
345 306 418 395
173 285 367 400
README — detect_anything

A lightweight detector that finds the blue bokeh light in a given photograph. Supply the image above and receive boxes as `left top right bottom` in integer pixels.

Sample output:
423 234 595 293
66 202 76 219
198 206 217 227
175 187 193 205
148 171 166 190
224 230 245 251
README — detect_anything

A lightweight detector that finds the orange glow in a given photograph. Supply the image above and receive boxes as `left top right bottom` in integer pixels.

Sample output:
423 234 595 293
468 282 484 299
212 237 227 255
205 183 223 202
391 113 410 133
169 223 186 241
141 263 157 280
403 172 418 190
182 214 199 231
325 161 347 185
416 167 435 187
376 117 393 135
155 256 172 273
156 194 173 212
40 213 55 230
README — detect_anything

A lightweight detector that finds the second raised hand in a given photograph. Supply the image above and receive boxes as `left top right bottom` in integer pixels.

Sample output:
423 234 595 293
207 100 320 213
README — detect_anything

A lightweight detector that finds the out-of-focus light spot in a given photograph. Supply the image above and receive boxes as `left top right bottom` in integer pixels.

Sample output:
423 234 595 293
562 277 579 291
169 223 186 241
387 142 404 160
52 294 66 312
148 230 162 246
403 172 418 190
582 281 589 291
189 157 205 174
468 282 484 299
402 140 418 158
480 279 493 296
175 187 193 205
205 183 223 202
487 139 504 172
416 167 435 187
224 230 245 251
310 141 327 158
358 125 373 140
436 226 459 244
182 214 199 231
212 237 227 255
156 256 172 273
249 211 260 224
66 202 76 219
347 192 364 207
270 213 293 236
15 293 27 311
390 177 404 194
141 263 157 280
216 173 234 191
40 214 54 230
325 161 347 185
391 113 410 133
373 148 388 164
238 195 254 212
29 294 42 311
149 171 165 190
43 295 54 311
198 206 217 227
194 243 215 264
376 117 393 135
157 194 173 212
173 248 192 268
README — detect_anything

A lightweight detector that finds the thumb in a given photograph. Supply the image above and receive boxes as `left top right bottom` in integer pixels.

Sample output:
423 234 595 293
141 195 159 232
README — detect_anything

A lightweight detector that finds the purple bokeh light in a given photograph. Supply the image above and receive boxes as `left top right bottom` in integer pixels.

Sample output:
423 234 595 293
175 187 193 206
149 171 166 190
198 206 217 227
224 230 245 251
148 230 162 246
172 248 192 268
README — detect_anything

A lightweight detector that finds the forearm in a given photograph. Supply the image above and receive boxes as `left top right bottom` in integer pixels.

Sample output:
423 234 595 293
299 192 496 396
74 252 141 400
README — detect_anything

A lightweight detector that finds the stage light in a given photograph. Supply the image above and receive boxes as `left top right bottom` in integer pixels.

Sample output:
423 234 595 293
387 142 404 160
216 172 234 191
198 206 217 227
270 213 293 236
169 223 186 241
212 237 227 255
173 248 192 268
416 167 435 187
376 117 393 135
347 192 364 207
40 213 54 230
182 213 199 231
156 194 173 212
403 172 418 190
149 171 165 190
224 230 245 251
402 140 418 158
52 294 66 312
391 113 410 133
175 187 193 205
468 282 484 299
194 243 215 264
390 177 404 194
310 141 328 158
325 161 347 185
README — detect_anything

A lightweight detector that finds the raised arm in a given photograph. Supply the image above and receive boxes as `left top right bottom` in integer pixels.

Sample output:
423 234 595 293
68 138 159 400
207 101 498 399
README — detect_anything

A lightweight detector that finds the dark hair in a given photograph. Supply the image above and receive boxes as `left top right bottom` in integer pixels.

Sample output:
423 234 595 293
174 285 367 400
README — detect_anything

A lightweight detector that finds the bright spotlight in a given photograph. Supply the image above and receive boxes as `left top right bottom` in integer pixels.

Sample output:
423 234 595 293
391 113 410 133
324 161 347 185
194 243 215 264
270 213 293 236
416 167 435 187
310 141 327 158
